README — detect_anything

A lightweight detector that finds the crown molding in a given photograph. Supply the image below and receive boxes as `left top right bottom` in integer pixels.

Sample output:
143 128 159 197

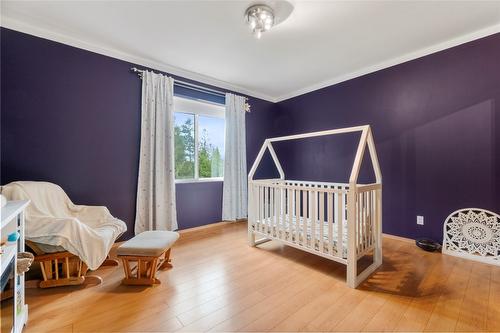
275 23 500 102
2 14 499 105
0 16 277 103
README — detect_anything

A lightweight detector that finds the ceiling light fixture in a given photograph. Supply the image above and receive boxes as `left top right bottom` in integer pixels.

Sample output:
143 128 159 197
245 4 275 39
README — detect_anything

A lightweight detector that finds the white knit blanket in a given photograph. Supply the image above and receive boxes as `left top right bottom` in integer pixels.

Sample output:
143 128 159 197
2 181 127 270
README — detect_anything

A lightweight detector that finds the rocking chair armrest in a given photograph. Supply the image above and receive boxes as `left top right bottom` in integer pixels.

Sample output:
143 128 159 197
33 251 78 262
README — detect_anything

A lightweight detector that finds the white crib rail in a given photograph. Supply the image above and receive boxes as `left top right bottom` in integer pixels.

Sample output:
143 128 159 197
249 179 382 287
249 180 351 263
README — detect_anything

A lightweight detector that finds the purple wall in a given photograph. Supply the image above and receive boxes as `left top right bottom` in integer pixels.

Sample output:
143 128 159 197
0 28 276 238
273 33 500 242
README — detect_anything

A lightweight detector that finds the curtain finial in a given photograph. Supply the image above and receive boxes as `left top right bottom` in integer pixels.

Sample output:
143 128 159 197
244 98 251 113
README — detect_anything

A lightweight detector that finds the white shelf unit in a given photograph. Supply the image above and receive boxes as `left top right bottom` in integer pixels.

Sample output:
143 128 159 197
1 200 30 333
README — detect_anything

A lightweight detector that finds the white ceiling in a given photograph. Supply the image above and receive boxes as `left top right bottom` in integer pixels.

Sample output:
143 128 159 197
2 1 500 102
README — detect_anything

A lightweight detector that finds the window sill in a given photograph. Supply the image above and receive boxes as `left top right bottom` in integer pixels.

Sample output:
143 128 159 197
175 177 224 184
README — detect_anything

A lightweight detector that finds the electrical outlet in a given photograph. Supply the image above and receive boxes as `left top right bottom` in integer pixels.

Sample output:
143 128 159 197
417 215 424 225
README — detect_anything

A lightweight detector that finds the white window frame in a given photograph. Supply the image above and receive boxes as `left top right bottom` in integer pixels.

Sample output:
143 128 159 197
174 96 225 183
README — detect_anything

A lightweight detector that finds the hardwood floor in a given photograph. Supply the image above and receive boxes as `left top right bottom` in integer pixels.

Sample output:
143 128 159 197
23 222 500 332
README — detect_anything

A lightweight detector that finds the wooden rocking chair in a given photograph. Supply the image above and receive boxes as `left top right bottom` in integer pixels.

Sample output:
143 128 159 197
26 241 119 288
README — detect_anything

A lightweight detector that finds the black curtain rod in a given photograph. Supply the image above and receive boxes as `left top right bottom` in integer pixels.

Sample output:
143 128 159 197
131 67 226 98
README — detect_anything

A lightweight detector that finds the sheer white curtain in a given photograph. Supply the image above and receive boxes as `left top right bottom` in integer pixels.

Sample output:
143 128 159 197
222 93 248 221
135 70 178 234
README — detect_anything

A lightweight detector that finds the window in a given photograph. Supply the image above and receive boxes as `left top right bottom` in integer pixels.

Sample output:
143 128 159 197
174 96 225 182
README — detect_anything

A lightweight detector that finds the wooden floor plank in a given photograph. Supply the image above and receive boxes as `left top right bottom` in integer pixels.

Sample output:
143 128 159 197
487 281 500 331
301 287 368 331
269 281 348 331
424 259 473 332
362 294 412 332
455 262 491 332
333 291 387 331
394 254 458 332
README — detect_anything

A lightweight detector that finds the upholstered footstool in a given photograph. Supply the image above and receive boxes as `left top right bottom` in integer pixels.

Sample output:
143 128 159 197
117 231 179 286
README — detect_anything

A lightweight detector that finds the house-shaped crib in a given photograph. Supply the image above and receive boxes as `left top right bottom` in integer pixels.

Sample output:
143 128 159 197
248 125 383 288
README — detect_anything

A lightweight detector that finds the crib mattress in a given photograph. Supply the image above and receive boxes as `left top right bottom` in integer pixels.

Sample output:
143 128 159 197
252 215 350 258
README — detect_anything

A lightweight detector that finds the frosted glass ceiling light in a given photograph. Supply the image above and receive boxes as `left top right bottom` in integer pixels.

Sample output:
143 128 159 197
245 4 275 39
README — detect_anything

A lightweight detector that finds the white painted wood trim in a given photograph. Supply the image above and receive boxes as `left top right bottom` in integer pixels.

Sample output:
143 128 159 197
346 184 357 288
267 125 368 143
348 126 369 184
248 139 270 180
175 177 223 184
0 200 30 333
250 125 379 183
4 16 499 103
382 233 414 243
266 142 285 180
274 23 500 102
366 127 383 183
0 16 276 102
1 200 30 229
174 96 225 118
192 114 200 181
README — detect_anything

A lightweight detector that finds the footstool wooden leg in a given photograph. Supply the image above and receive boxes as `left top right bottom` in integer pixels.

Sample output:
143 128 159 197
120 256 162 286
159 249 173 270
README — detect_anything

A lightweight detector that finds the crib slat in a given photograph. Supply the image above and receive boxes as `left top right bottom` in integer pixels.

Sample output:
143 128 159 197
360 192 364 253
311 189 316 250
254 184 258 228
372 190 376 247
288 187 292 241
366 191 370 251
282 186 286 240
270 185 274 236
275 185 278 234
328 192 334 255
275 185 279 239
265 186 270 234
367 190 372 247
303 188 308 247
366 191 370 248
267 186 271 234
319 191 324 254
344 192 348 225
274 185 278 238
357 192 362 254
355 192 359 253
360 191 364 253
307 187 311 249
343 191 348 253
266 186 270 235
363 191 367 252
337 189 343 257
254 184 259 232
256 186 260 233
269 186 273 235
295 188 300 244
259 186 264 233
287 188 291 241
370 191 375 247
